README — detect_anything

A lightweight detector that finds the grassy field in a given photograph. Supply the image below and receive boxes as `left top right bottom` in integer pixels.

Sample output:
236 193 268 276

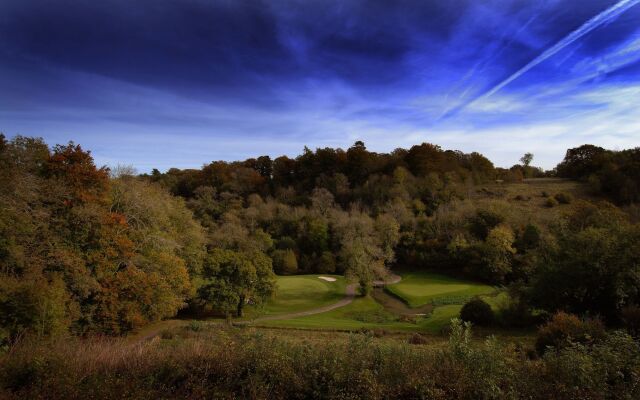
385 271 495 308
247 274 346 318
259 295 489 333
468 178 596 230
260 296 425 331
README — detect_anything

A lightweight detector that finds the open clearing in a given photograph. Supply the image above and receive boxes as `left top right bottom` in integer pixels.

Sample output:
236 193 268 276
385 271 495 308
256 271 501 333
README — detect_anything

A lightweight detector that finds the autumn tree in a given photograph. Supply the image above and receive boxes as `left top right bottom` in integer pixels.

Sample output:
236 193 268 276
480 225 516 283
198 249 276 317
333 210 398 295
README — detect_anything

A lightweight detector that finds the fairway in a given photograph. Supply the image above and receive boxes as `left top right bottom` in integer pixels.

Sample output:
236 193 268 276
386 271 495 308
259 295 465 333
253 275 347 317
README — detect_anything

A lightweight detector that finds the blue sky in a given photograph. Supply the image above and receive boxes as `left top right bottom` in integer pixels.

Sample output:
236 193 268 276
1 0 639 171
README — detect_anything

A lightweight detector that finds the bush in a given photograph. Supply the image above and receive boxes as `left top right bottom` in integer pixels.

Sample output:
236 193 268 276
541 190 550 197
517 223 541 250
408 333 428 344
188 321 205 332
496 296 539 328
470 209 505 239
535 312 605 355
460 297 494 326
554 192 573 204
544 197 558 208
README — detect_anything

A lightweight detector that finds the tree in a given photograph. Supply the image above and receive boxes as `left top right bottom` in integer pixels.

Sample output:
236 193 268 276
470 209 505 240
310 187 334 216
520 153 533 167
480 225 516 282
272 249 298 275
198 249 276 317
341 238 377 296
333 211 390 295
460 298 494 326
530 223 640 322
556 144 606 179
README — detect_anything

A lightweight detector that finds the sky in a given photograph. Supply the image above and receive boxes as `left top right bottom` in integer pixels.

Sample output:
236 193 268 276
1 0 639 171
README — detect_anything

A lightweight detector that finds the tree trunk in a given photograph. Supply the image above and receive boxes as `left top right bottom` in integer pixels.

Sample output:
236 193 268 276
237 295 245 317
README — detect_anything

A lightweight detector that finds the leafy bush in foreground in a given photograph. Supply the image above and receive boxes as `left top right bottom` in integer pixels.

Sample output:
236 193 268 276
536 312 605 355
1 321 638 400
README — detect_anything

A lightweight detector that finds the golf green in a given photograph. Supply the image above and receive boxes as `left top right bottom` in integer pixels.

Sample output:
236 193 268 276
257 275 346 316
385 271 495 308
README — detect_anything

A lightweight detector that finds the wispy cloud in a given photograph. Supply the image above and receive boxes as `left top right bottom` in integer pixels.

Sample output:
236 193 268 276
479 0 640 99
440 0 640 120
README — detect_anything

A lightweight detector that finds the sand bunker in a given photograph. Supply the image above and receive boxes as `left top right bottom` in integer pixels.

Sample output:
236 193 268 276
318 276 336 282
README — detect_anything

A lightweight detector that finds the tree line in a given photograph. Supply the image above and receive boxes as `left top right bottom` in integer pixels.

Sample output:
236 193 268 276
557 144 640 204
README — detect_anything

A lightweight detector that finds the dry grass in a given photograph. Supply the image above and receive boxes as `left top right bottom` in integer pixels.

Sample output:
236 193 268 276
470 178 596 230
2 323 638 400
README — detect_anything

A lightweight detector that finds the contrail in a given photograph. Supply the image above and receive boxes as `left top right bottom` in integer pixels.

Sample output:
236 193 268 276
481 0 640 99
439 0 640 120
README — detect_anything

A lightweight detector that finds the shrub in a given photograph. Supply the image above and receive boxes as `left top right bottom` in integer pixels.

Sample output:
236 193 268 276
541 190 550 197
470 209 505 239
544 197 558 208
188 321 205 332
460 297 494 326
348 309 395 324
372 328 387 338
535 312 605 355
408 333 428 344
160 330 175 339
496 296 538 328
554 192 573 204
517 223 541 250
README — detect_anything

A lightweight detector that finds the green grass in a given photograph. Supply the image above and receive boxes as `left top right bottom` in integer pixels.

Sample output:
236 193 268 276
385 271 495 308
259 295 464 333
260 296 421 331
247 274 346 317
